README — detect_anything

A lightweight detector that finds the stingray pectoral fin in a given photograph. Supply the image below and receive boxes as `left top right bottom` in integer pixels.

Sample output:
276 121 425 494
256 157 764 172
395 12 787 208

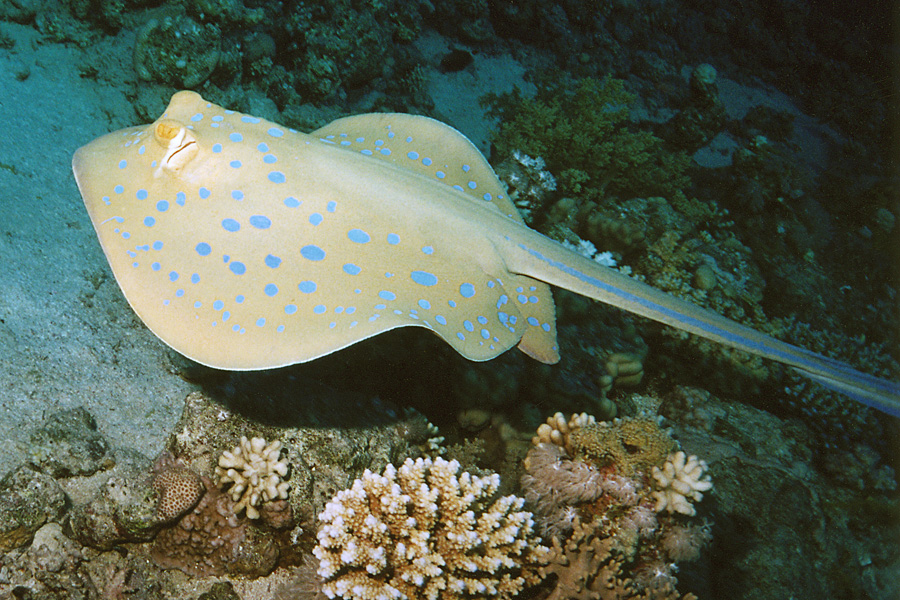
500 228 900 417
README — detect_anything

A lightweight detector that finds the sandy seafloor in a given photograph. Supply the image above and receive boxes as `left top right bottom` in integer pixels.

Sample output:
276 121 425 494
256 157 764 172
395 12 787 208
0 23 196 467
0 8 898 600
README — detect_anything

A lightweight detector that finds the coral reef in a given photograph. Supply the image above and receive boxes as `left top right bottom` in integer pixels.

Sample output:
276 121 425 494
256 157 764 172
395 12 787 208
657 63 727 153
532 411 596 454
651 452 713 516
494 150 557 225
521 442 607 539
67 458 160 550
215 436 290 520
313 457 549 600
521 410 714 599
150 475 281 578
542 518 699 600
282 0 421 103
487 77 690 207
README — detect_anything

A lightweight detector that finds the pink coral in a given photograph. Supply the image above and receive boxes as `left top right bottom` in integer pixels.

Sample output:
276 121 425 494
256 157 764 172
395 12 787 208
660 522 713 562
599 473 642 506
622 504 658 537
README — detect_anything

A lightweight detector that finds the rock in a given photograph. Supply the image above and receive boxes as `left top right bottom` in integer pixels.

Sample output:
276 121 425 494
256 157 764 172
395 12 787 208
28 407 114 478
67 452 177 550
0 464 67 551
133 15 221 88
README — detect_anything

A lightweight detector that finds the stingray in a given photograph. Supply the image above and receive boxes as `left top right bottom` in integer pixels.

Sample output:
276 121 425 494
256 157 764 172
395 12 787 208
73 91 900 416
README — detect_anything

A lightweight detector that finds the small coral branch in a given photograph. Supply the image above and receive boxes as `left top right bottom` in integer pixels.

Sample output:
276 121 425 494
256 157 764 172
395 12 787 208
651 451 713 516
215 436 290 519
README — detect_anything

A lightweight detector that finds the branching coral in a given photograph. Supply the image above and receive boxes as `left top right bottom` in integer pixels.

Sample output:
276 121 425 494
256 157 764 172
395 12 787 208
487 77 690 205
651 452 713 516
215 436 290 519
542 518 697 600
313 457 549 600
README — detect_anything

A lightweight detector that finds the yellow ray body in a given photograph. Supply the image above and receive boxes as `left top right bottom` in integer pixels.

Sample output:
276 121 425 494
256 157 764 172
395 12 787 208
72 91 900 416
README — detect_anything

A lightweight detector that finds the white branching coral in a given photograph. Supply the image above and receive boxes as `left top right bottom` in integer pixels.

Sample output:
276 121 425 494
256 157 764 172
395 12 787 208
215 436 290 519
651 451 713 516
313 457 549 600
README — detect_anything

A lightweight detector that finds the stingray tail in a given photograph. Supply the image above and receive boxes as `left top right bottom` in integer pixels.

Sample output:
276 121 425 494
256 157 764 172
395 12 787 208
499 228 900 417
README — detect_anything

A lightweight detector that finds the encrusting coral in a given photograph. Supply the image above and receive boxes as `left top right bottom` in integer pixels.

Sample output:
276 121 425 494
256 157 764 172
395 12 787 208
215 436 290 519
569 417 677 477
313 457 549 600
651 451 713 516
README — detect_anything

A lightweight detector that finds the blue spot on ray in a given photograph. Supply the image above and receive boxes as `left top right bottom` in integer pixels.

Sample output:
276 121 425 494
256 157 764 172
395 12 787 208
411 271 438 286
301 245 325 261
348 229 370 243
250 215 271 229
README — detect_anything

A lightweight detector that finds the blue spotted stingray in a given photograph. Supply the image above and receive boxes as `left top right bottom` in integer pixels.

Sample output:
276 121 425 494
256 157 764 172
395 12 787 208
72 92 900 417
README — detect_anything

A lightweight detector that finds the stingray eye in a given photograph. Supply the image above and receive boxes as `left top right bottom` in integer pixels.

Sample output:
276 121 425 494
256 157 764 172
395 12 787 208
153 119 198 174
154 119 183 142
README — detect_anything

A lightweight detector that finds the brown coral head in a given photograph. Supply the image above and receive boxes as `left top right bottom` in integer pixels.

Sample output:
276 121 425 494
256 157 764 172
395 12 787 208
152 466 205 521
569 417 677 477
